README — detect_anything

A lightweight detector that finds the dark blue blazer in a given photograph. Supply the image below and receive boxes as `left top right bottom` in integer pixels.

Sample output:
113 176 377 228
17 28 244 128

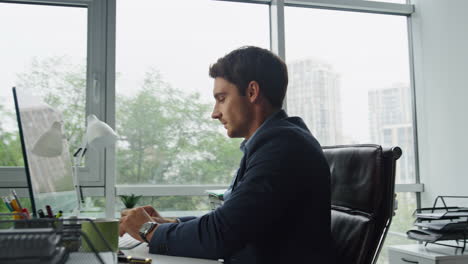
149 110 334 264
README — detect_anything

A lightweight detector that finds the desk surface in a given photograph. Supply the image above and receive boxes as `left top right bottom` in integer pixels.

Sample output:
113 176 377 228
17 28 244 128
389 244 468 260
123 244 220 264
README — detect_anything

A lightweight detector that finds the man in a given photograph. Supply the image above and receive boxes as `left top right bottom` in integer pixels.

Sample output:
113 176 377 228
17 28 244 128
119 46 334 264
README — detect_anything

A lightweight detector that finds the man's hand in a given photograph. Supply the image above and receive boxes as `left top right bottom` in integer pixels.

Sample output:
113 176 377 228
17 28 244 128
121 205 177 224
119 207 154 242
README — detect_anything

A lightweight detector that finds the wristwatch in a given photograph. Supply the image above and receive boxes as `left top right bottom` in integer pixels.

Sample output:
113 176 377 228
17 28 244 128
139 222 158 243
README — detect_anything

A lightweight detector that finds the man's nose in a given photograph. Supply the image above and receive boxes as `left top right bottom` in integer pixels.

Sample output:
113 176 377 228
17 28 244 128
211 106 221 119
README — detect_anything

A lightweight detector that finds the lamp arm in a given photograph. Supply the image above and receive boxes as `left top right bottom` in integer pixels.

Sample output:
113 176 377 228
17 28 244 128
72 133 88 215
72 155 82 214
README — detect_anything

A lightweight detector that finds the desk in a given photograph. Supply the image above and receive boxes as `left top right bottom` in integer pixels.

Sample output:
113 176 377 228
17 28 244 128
389 244 468 264
123 244 221 264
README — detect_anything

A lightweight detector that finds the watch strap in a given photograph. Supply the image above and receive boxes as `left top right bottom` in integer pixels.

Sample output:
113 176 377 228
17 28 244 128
140 222 158 243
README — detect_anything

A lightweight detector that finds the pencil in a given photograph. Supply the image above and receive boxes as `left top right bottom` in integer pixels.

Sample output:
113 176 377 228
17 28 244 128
11 190 23 210
10 199 21 212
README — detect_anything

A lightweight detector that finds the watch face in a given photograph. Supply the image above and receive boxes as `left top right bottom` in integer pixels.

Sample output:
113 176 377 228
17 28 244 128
140 222 153 233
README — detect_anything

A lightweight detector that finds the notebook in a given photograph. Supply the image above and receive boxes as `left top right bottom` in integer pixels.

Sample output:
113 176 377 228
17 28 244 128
119 233 143 250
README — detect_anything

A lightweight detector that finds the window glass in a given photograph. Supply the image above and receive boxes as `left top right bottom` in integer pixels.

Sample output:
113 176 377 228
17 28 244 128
116 0 269 185
138 196 211 214
0 3 87 167
377 192 418 264
285 7 415 184
79 196 211 217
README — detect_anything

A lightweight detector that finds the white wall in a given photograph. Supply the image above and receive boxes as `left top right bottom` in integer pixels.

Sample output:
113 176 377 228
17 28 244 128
411 0 468 206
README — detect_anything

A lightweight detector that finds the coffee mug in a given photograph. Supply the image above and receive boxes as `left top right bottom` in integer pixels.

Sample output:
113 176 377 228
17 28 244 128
81 218 119 252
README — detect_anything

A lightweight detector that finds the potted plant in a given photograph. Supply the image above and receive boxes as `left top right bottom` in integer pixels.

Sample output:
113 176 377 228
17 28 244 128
119 194 142 209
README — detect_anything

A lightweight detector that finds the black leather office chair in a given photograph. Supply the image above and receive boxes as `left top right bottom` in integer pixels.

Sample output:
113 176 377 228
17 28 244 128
322 144 402 264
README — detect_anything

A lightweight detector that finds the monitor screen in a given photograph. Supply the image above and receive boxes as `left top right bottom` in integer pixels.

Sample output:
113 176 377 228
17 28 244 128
13 87 78 217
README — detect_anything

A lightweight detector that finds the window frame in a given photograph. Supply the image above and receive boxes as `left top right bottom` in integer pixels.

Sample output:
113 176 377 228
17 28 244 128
0 0 115 215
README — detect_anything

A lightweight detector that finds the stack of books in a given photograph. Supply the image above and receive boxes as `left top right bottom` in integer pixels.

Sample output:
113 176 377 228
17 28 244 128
0 228 68 263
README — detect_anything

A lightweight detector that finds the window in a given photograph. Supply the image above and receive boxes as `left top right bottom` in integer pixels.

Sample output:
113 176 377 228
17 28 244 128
0 3 87 167
0 0 110 214
1 2 421 243
285 6 415 184
115 0 269 192
284 5 416 264
378 192 418 264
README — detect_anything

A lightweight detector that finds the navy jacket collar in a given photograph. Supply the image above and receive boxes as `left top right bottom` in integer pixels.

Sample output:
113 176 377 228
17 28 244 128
240 109 286 153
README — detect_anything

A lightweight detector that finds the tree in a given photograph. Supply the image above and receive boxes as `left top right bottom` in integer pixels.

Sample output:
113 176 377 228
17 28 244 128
0 57 243 212
9 56 242 185
0 104 23 166
116 69 242 185
16 56 86 152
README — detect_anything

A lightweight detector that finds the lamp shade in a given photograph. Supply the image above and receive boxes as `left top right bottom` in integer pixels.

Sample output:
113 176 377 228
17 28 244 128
86 114 117 149
31 121 63 157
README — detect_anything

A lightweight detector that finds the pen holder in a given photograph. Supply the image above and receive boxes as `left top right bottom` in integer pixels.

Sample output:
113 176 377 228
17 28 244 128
0 216 118 264
62 222 82 252
12 210 22 220
80 218 119 252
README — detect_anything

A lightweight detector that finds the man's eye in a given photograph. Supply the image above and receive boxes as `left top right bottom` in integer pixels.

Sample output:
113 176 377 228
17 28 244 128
218 97 225 102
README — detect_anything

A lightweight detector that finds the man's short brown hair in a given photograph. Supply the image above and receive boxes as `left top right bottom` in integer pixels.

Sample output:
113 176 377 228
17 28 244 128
209 46 288 109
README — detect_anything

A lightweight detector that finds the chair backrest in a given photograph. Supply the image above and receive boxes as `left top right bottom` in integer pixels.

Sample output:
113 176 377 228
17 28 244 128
322 144 402 264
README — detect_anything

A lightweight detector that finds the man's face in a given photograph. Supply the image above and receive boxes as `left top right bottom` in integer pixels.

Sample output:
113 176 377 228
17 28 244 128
211 77 252 138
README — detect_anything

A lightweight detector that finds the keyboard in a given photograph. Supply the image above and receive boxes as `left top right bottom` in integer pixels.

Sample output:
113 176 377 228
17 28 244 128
119 233 143 249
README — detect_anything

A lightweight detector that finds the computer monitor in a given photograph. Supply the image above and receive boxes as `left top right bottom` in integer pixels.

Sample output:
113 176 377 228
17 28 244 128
13 87 78 218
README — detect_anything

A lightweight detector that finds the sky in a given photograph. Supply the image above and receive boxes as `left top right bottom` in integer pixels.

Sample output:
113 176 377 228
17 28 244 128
0 0 411 143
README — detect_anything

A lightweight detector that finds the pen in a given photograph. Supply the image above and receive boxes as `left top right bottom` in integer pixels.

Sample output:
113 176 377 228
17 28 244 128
55 210 63 218
11 190 23 210
3 197 13 212
45 205 54 218
37 209 46 218
117 255 152 263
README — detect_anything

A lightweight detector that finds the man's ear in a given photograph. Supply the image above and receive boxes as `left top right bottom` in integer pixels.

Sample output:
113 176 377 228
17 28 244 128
246 81 260 103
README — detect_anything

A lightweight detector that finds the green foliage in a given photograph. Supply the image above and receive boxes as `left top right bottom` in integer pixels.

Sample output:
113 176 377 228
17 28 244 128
0 105 23 166
390 193 417 233
119 194 143 209
0 131 23 166
139 196 211 212
1 56 242 187
15 56 86 153
116 69 242 185
376 193 418 264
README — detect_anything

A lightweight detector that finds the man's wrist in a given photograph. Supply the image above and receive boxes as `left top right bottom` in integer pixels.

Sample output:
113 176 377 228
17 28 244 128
145 224 158 242
140 222 158 243
145 218 179 243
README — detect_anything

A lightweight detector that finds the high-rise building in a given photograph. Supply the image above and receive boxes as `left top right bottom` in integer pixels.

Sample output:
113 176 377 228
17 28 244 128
286 59 343 145
368 84 414 183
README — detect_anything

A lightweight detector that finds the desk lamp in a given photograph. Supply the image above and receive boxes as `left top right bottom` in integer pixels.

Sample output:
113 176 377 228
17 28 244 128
73 114 117 213
32 115 117 214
